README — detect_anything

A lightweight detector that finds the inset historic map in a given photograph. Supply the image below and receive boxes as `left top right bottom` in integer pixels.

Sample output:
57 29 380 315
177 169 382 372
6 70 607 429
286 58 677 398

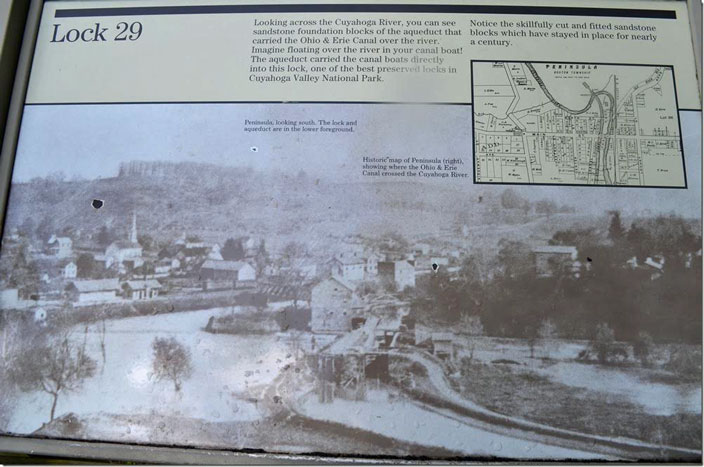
472 61 685 187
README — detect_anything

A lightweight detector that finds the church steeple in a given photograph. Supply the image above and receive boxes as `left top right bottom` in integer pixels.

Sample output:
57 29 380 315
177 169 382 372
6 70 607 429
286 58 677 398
130 211 138 244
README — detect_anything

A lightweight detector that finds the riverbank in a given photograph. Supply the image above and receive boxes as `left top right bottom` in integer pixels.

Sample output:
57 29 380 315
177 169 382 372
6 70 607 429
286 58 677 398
452 360 701 451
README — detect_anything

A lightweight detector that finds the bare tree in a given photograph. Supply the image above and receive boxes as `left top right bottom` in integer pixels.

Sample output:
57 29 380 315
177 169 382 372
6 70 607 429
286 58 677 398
96 314 107 371
461 314 484 364
276 242 311 310
1 314 23 370
0 313 32 430
525 324 539 359
151 337 193 392
581 323 627 364
632 331 654 367
9 332 96 422
538 319 559 359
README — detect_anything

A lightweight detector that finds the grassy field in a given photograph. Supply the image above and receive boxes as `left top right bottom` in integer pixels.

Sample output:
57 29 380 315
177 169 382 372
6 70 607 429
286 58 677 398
451 361 701 450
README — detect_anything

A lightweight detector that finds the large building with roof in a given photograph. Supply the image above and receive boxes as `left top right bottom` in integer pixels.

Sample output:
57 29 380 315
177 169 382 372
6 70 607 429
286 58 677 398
66 278 120 303
311 276 362 333
122 279 162 300
200 259 256 282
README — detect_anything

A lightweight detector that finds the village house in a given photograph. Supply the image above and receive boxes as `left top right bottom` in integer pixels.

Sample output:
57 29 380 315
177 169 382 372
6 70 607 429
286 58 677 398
364 252 383 277
378 260 416 290
66 278 120 304
154 258 180 277
47 235 73 258
33 257 78 282
262 263 278 277
122 279 162 300
207 244 224 261
628 255 667 280
240 236 264 258
170 257 181 270
62 261 77 279
532 245 579 278
311 276 362 333
200 259 256 283
412 242 431 256
174 234 187 246
332 254 366 282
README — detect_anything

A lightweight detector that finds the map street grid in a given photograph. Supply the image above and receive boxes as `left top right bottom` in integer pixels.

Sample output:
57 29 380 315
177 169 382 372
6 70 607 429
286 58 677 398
471 61 686 187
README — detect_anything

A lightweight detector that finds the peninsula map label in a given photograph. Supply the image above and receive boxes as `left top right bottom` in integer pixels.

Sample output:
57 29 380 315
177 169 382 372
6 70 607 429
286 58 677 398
471 61 685 187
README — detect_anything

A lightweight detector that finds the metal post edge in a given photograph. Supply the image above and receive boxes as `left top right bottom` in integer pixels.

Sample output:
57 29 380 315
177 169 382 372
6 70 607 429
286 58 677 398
0 0 42 241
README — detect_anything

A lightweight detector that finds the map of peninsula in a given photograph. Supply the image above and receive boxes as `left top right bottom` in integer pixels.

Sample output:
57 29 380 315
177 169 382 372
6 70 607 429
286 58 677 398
472 61 685 187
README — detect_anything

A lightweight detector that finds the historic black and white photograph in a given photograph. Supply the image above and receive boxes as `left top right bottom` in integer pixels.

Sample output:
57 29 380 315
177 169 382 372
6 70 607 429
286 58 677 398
0 103 700 461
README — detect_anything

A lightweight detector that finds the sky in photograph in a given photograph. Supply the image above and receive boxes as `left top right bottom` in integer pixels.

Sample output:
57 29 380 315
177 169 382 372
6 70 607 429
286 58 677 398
10 103 702 218
13 103 469 181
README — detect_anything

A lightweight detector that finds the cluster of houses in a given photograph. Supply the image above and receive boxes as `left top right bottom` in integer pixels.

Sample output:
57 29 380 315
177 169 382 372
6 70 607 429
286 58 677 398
0 213 264 310
532 244 695 281
0 215 583 326
310 240 468 335
4 210 696 404
330 251 416 290
1 208 698 335
310 239 699 339
326 239 469 290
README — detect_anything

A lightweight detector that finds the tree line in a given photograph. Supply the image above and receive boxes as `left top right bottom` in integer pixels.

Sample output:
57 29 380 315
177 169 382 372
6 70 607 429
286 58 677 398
411 213 701 345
